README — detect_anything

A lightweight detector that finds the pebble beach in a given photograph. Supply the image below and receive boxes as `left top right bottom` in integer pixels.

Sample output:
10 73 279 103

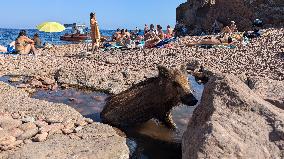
0 28 283 158
0 28 282 93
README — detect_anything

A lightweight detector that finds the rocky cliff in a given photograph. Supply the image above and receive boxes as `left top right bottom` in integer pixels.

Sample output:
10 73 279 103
177 0 284 34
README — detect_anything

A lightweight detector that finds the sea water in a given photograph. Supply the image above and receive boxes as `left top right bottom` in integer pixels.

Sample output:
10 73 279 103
0 28 116 46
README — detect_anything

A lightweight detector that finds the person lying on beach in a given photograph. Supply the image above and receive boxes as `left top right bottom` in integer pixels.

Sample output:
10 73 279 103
124 35 136 49
145 36 161 48
15 30 36 55
186 35 235 47
0 41 15 53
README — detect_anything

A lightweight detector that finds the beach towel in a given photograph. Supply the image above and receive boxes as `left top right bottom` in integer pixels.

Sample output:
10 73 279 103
155 38 176 48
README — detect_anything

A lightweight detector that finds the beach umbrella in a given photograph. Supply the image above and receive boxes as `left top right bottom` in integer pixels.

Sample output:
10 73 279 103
36 22 65 41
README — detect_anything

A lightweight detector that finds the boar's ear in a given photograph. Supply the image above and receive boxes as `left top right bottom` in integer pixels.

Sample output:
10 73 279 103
158 65 171 78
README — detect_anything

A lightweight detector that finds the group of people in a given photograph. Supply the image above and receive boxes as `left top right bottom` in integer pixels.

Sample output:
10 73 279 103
1 14 264 54
187 19 263 47
104 24 175 49
0 30 42 54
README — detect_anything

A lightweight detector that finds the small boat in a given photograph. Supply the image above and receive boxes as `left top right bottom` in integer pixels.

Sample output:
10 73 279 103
60 23 90 42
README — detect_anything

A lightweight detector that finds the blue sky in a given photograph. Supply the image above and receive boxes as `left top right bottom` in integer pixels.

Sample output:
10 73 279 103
0 0 185 29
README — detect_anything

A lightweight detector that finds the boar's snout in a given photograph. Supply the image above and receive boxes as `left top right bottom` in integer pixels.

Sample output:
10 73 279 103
181 93 198 106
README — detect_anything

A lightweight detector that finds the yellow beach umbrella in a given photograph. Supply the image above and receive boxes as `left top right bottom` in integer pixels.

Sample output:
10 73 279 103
37 22 65 33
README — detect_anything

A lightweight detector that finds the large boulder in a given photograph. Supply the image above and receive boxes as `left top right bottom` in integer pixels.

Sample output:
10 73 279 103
248 77 284 110
176 0 284 34
1 123 129 159
182 74 284 159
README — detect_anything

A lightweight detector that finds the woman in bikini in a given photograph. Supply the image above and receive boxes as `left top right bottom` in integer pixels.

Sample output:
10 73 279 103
90 12 101 53
15 30 36 54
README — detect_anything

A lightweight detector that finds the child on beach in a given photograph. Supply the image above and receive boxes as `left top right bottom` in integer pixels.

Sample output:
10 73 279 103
90 12 101 53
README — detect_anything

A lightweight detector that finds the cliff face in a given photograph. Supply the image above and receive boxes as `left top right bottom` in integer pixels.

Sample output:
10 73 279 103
176 0 284 34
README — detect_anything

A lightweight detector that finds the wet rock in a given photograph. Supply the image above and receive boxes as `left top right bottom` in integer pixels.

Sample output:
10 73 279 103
8 76 22 83
33 132 48 142
30 79 43 87
17 83 30 88
23 88 36 94
182 73 284 159
51 83 58 90
40 77 55 85
92 95 105 102
0 117 22 130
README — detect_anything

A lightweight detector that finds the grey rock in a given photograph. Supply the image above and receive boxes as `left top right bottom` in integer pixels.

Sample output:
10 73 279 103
182 73 284 159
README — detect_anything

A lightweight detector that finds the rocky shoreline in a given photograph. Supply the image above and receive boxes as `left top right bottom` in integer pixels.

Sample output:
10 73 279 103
0 28 283 158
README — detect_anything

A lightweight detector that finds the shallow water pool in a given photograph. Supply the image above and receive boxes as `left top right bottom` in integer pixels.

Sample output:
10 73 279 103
0 75 204 159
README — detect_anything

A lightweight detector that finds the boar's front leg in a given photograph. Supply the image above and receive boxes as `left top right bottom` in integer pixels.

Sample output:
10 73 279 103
159 111 177 130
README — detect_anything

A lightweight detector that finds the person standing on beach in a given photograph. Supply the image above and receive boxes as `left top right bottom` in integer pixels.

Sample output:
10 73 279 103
90 12 101 53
